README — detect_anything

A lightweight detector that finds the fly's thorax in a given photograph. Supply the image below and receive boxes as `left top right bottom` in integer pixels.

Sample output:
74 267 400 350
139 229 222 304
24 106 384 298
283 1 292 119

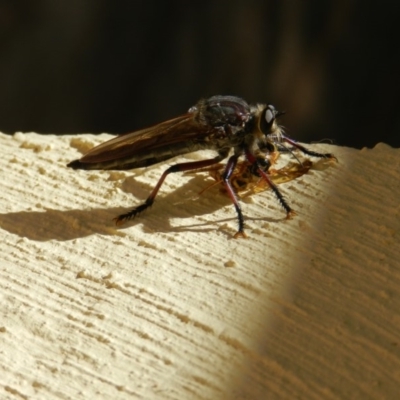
202 126 245 151
193 95 251 129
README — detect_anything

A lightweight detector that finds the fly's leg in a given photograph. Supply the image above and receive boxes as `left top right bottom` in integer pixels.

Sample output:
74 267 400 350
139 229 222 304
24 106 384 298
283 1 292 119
114 150 229 225
245 150 295 219
283 136 338 161
220 154 247 239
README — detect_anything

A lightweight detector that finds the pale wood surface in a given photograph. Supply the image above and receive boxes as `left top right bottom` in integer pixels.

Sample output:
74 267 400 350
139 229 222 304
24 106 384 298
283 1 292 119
0 132 399 399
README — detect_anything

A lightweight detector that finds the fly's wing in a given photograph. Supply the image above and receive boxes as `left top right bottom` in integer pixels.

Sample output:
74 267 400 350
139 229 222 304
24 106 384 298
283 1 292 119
67 111 221 171
78 113 207 164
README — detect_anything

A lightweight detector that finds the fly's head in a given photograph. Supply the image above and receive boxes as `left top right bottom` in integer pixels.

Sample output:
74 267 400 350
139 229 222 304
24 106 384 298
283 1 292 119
250 103 285 153
258 104 285 143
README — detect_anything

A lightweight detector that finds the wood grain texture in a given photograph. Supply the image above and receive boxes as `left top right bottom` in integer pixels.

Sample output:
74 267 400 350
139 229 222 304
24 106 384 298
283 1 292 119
0 132 399 399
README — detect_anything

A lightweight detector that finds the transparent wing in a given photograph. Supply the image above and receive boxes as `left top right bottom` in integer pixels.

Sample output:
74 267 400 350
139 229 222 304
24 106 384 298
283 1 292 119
79 113 212 164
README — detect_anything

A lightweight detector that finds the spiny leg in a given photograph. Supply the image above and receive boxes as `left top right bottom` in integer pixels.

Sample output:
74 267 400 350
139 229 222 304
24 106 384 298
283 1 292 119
245 150 294 218
114 151 228 225
220 154 247 238
283 136 338 161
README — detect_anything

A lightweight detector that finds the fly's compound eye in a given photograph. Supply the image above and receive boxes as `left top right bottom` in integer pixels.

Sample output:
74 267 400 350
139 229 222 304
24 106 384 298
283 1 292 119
259 104 285 134
259 104 277 133
265 105 276 125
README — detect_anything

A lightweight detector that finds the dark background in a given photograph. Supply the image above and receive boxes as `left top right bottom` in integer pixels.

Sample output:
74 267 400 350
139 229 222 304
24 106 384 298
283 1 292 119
0 0 399 148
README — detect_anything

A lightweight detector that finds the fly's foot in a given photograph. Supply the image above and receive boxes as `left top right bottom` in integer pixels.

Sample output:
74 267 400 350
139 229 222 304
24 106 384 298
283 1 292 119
328 154 338 163
233 230 248 239
286 210 297 220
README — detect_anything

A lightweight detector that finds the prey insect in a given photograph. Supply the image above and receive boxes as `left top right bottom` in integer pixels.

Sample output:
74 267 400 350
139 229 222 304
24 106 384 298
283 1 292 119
68 95 336 238
190 156 313 198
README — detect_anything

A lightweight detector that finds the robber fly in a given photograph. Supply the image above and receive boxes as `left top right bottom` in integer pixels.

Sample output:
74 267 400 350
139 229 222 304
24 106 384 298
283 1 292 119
68 95 336 238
